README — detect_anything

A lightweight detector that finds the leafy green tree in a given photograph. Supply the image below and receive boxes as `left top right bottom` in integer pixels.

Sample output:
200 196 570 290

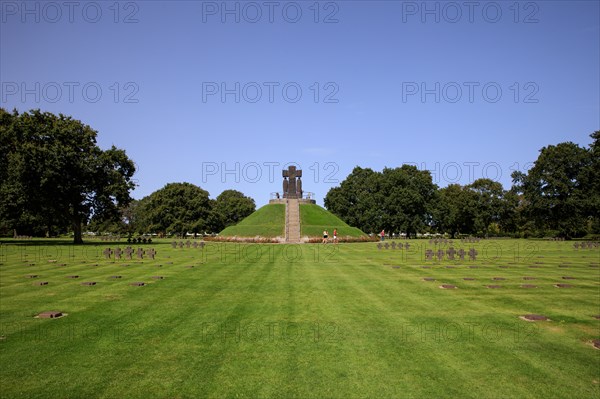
0 109 136 243
136 182 211 237
325 167 384 234
211 189 255 232
466 178 505 237
516 140 592 237
433 184 475 238
380 165 437 237
325 165 437 236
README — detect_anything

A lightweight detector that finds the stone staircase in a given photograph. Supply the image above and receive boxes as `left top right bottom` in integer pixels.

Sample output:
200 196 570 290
285 199 301 243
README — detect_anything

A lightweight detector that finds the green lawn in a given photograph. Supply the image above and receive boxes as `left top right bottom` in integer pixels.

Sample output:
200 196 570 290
0 239 599 398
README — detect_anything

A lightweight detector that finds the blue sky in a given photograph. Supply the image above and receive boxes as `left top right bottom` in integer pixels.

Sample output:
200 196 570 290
1 0 599 207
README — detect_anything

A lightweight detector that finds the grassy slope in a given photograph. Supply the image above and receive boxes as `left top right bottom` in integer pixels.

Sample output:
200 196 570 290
220 204 285 237
0 239 598 398
300 204 366 237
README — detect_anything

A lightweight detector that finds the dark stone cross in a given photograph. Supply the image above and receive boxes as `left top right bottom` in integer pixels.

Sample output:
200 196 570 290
147 248 156 260
436 249 445 261
425 249 434 261
468 248 478 261
114 247 123 260
103 248 112 259
282 166 302 199
447 247 456 261
124 247 134 260
457 248 466 261
136 248 144 259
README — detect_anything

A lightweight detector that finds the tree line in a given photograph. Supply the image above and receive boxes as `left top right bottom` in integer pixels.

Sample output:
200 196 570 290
325 132 599 239
2 109 597 241
0 109 254 243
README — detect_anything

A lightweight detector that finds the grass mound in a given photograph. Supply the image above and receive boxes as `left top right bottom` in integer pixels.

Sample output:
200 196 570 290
219 204 285 238
300 204 366 238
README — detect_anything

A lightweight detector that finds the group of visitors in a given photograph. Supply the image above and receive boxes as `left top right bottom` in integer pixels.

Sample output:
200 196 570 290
322 229 338 244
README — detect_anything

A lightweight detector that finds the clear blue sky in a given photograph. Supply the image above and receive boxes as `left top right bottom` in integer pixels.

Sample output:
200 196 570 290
2 0 599 207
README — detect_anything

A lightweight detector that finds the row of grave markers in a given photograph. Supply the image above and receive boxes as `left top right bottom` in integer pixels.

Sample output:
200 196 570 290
377 242 412 250
102 247 156 260
573 242 599 249
425 248 478 261
171 241 206 249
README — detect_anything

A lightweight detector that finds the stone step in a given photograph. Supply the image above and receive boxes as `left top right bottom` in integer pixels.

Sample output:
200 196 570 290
285 199 301 243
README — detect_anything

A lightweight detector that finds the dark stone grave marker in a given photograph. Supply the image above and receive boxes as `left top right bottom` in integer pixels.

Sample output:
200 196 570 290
468 248 478 261
520 314 548 321
103 248 112 259
147 248 156 260
425 249 433 261
439 284 457 289
446 247 456 261
124 247 134 260
436 249 444 261
38 311 62 319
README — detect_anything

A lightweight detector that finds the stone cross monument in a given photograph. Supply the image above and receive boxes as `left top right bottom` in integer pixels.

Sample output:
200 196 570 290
282 166 302 199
